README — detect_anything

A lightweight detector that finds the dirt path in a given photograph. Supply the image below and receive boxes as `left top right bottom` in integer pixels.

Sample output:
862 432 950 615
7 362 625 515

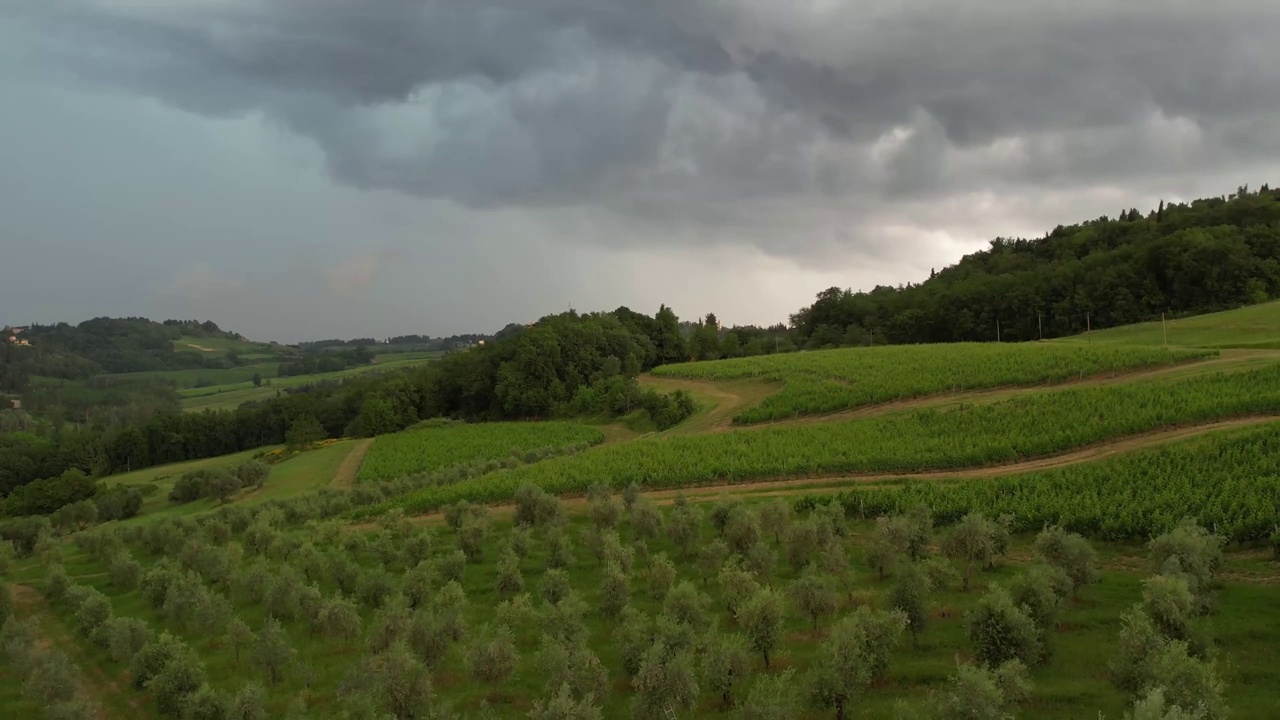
11 585 142 718
652 415 1279 501
365 415 1279 530
183 343 216 352
640 376 778 435
330 438 374 489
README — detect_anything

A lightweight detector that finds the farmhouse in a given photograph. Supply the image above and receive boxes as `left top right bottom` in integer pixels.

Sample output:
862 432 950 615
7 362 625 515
4 327 30 346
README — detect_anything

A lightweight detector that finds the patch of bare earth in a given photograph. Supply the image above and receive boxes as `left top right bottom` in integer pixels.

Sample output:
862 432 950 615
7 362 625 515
330 438 374 489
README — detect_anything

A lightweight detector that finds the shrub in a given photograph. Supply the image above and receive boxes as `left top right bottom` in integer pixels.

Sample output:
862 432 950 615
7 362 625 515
967 587 1043 667
1033 525 1100 594
467 624 518 687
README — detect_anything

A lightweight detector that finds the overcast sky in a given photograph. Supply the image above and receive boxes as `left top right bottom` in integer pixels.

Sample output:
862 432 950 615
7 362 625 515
3 1 1280 342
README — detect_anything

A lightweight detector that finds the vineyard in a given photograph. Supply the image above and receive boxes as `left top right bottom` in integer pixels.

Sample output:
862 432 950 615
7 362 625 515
651 343 1215 423
811 421 1280 542
356 421 605 484
401 364 1280 511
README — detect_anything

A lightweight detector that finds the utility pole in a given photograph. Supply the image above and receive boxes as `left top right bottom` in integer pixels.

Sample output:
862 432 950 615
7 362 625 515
996 319 1001 343
1162 312 1168 347
1038 312 1043 341
1087 312 1091 341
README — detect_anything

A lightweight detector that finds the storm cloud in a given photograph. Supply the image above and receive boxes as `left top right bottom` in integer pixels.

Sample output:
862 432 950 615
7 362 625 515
3 0 1280 338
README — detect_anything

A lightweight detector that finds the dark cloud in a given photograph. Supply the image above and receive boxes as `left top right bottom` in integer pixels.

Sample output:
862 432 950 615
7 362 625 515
5 0 1280 270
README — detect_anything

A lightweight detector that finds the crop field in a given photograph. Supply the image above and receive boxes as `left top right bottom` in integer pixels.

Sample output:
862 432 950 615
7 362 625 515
401 363 1280 512
4 497 1274 719
818 421 1280 543
1067 299 1280 348
357 421 606 484
651 343 1213 423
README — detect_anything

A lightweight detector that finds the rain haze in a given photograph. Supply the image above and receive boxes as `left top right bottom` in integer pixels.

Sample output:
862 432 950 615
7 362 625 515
3 0 1280 341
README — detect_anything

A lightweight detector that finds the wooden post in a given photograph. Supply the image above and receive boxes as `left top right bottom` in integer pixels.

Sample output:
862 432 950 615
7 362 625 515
1162 312 1168 346
1038 312 1043 341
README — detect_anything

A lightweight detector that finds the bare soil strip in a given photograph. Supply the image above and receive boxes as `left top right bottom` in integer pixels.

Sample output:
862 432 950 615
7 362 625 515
11 584 141 718
330 438 375 489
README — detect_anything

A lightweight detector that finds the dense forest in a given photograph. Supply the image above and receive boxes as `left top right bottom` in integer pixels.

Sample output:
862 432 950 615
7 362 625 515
790 185 1280 346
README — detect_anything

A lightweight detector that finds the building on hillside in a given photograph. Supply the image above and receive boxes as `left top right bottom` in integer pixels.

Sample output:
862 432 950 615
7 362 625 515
8 399 20 410
4 327 29 346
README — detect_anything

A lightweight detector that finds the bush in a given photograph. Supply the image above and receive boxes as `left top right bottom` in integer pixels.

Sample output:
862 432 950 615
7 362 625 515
235 461 270 490
1034 526 1099 594
467 624 518 686
932 660 1032 720
967 587 1043 667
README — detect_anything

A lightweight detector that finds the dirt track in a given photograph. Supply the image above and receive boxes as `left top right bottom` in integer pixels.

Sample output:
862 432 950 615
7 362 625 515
330 438 374 489
367 415 1278 529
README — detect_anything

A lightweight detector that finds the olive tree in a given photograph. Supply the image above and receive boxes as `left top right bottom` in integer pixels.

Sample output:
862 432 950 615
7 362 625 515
599 565 630 620
967 587 1043 667
1149 521 1225 614
807 608 908 720
702 633 752 708
1033 525 1099 595
467 624 519 689
740 587 786 668
889 562 932 649
530 682 602 720
648 554 676 600
251 618 296 686
932 660 1032 720
631 642 699 720
317 596 363 643
942 513 1002 591
741 670 801 720
496 548 524 597
791 564 838 631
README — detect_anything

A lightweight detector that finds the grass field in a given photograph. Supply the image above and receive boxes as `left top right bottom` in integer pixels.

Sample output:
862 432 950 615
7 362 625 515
1064 300 1280 348
180 354 440 412
99 442 355 522
171 336 278 356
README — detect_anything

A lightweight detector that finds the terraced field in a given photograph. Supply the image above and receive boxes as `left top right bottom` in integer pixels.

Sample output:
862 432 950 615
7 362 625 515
652 343 1213 423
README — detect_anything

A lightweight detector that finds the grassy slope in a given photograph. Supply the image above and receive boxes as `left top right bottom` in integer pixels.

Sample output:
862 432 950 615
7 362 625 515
101 442 355 523
1062 299 1280 348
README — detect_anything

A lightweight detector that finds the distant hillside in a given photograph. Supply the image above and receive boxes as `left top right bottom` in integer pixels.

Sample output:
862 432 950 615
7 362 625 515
792 184 1280 347
0 317 256 390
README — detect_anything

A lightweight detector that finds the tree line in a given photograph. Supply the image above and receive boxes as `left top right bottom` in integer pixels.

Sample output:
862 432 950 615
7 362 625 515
791 185 1280 347
0 307 728 509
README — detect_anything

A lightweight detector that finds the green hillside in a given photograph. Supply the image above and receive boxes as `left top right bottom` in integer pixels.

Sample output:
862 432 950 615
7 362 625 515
1065 300 1280 348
